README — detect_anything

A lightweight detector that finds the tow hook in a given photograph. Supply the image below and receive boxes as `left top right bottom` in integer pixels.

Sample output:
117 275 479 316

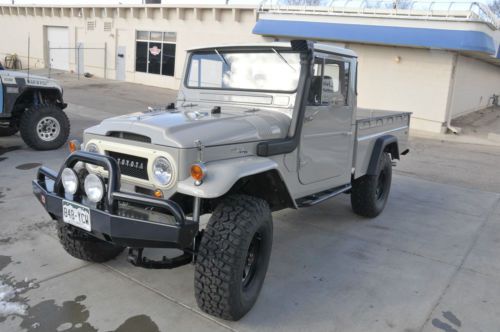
127 247 192 269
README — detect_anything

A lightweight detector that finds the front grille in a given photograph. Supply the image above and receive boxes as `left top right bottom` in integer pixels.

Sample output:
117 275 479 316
107 151 149 180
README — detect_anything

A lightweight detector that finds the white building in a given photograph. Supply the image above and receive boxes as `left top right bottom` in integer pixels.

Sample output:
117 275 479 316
0 1 499 133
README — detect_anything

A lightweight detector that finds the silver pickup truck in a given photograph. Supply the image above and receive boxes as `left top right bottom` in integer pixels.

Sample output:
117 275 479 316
33 40 410 321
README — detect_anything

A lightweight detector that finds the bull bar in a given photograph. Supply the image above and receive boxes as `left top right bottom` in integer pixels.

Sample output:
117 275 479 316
32 151 199 268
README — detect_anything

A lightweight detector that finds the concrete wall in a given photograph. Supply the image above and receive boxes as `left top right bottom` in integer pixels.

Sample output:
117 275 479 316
349 44 454 133
449 55 500 119
0 6 265 89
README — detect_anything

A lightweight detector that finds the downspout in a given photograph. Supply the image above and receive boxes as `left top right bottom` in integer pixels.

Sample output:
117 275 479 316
445 53 461 134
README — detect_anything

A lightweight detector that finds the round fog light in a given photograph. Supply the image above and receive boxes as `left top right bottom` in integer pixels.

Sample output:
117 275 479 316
61 168 78 195
84 174 105 202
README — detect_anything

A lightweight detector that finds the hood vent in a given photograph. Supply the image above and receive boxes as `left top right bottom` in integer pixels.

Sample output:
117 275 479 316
108 131 151 143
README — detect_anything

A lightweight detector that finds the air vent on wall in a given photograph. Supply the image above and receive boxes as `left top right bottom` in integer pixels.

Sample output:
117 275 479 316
86 20 96 31
104 21 113 32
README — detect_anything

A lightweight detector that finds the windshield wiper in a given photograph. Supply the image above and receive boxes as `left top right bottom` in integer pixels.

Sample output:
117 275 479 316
214 49 229 68
272 48 296 72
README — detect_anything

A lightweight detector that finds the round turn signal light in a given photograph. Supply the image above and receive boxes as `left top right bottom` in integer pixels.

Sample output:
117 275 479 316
153 189 164 198
190 163 206 182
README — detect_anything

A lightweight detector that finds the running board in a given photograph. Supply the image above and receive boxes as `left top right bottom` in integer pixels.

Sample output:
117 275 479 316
296 184 352 207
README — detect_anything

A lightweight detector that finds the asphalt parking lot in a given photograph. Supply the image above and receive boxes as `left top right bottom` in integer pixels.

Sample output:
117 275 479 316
1 73 500 332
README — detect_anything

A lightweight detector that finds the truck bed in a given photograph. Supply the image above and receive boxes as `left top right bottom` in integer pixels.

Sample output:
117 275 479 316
353 109 411 178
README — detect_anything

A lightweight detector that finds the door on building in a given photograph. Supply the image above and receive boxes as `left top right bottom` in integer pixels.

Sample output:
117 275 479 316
298 55 354 187
116 46 126 81
47 26 69 71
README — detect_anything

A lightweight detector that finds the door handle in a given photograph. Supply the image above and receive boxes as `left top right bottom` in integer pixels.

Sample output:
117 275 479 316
118 54 124 58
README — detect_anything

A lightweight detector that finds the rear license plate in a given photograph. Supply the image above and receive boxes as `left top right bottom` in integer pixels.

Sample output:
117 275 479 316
62 200 91 231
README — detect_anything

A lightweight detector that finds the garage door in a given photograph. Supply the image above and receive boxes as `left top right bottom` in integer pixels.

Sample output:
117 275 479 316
47 26 69 71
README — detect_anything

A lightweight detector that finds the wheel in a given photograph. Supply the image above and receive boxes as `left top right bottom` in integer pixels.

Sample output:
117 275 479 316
195 195 273 321
19 104 70 150
57 221 124 263
0 126 18 137
351 152 392 218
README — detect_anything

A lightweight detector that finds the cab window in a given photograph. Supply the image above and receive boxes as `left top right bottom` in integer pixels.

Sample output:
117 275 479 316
308 57 350 106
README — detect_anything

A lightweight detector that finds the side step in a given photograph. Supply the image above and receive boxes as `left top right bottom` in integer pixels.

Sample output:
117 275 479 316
127 248 192 269
296 184 352 207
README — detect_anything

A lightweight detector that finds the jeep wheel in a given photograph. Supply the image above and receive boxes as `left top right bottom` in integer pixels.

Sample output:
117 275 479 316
19 104 70 150
195 195 273 321
0 126 18 137
57 221 124 263
351 152 392 218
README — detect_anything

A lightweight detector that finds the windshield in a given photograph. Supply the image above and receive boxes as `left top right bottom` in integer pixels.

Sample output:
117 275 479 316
186 50 301 92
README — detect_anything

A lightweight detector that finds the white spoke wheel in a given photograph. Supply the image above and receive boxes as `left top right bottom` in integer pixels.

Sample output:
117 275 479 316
36 116 61 142
20 105 70 151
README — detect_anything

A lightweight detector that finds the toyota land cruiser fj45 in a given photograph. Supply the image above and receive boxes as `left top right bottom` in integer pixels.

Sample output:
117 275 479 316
33 40 410 320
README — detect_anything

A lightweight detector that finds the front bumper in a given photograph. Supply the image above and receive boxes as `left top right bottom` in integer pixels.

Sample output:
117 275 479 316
32 151 198 249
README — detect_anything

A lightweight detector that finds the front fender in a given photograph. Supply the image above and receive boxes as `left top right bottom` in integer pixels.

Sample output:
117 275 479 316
176 156 279 199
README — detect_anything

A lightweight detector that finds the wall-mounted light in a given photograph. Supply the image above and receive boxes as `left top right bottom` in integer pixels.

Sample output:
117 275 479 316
395 56 401 63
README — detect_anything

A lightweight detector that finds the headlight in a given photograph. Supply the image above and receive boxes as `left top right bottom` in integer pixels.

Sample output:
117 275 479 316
84 174 104 202
85 143 101 171
152 157 173 186
86 143 100 154
61 168 78 194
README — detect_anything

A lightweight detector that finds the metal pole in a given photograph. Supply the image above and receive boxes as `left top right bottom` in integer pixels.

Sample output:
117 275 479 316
27 34 30 79
192 197 201 223
47 41 51 79
77 44 80 80
104 42 107 80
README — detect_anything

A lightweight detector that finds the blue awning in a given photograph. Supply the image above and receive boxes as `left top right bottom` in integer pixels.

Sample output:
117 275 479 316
253 19 497 56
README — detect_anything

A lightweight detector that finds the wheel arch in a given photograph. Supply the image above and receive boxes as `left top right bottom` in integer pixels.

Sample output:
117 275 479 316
12 87 64 117
174 157 296 214
366 135 399 176
223 169 296 212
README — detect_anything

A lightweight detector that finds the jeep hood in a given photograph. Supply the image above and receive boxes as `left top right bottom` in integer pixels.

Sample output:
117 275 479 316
0 70 61 90
85 106 291 148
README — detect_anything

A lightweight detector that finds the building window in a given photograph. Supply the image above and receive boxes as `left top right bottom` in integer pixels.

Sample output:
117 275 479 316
135 31 176 77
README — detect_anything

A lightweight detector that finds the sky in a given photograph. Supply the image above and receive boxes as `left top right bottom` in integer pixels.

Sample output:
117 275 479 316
0 0 494 5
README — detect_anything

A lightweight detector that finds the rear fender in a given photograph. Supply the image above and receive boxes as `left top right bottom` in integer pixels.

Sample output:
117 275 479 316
366 135 399 176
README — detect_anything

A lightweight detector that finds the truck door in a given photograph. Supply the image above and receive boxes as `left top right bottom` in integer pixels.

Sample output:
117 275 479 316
298 55 354 186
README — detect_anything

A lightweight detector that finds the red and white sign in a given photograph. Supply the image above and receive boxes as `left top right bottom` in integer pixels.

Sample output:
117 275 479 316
149 46 161 56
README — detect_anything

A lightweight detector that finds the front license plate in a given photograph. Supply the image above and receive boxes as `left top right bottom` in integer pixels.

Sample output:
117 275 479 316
62 200 91 232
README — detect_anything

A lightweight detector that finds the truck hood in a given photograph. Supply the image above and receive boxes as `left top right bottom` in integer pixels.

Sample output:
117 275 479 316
85 106 291 148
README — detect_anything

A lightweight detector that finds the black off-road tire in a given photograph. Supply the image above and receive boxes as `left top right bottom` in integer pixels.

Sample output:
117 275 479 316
351 152 392 218
0 126 18 137
57 221 124 263
195 195 273 321
19 104 70 150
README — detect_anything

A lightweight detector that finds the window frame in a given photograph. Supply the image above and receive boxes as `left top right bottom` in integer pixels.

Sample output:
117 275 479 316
308 53 351 107
135 30 176 77
183 50 302 94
